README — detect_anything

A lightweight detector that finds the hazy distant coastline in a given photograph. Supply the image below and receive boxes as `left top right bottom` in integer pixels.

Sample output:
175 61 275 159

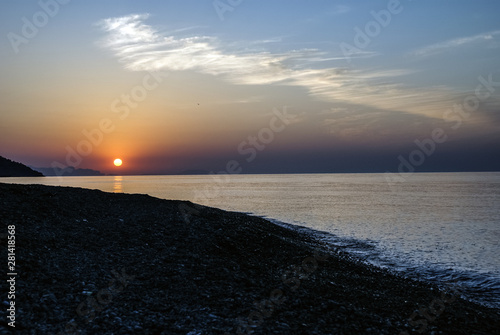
30 166 105 177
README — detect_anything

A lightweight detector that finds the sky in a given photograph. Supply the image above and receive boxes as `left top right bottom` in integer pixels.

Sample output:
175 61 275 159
1 0 499 175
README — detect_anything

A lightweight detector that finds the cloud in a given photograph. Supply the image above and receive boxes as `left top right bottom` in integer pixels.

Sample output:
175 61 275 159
412 30 500 57
97 14 290 84
97 14 465 120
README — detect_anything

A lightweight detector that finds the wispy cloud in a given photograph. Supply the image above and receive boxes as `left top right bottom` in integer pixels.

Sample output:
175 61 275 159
97 14 462 119
412 30 500 57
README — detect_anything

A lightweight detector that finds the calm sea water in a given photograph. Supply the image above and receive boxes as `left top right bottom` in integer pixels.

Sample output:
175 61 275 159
2 172 500 308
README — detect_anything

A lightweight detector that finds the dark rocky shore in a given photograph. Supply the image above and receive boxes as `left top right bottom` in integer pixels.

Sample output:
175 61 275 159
0 183 499 334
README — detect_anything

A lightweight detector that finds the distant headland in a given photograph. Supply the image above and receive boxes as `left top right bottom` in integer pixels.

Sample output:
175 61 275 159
30 166 105 177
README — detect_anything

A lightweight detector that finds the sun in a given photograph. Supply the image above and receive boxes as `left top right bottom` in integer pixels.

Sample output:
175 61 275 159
113 158 123 167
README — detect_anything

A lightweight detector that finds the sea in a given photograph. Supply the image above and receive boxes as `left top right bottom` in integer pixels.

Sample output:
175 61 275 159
2 172 499 309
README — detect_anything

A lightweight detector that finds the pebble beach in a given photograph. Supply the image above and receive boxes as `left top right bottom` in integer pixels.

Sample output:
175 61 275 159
0 182 499 334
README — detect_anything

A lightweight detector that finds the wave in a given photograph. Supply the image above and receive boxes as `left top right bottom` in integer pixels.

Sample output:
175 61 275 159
260 215 500 310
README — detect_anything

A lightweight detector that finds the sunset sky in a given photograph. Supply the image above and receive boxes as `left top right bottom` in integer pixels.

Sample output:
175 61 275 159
1 0 499 175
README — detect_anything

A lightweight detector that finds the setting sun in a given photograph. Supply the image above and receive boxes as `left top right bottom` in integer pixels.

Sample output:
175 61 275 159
113 158 123 167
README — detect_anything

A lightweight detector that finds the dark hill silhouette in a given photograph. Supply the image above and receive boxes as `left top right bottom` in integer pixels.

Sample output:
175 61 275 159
0 156 44 177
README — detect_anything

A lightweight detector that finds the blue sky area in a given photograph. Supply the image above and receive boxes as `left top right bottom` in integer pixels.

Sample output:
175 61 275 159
1 0 499 174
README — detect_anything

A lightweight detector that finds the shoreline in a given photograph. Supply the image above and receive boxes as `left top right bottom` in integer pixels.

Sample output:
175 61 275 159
0 183 499 334
256 215 500 312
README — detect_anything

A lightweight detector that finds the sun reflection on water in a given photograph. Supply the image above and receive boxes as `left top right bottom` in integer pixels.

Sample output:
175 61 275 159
113 176 123 193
